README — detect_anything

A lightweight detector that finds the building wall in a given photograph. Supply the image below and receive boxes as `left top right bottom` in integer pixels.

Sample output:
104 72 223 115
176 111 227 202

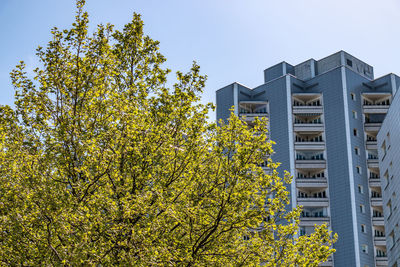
215 51 399 267
344 68 377 266
378 91 400 267
216 84 235 124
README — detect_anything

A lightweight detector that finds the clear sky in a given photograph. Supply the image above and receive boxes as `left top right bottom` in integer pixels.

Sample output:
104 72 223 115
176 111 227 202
1 0 400 120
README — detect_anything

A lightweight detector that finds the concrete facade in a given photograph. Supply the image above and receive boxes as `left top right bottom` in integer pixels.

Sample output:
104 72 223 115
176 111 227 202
216 51 399 267
377 89 400 267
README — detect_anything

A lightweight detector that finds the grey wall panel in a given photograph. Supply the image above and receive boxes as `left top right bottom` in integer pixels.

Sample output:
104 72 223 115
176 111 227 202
311 68 357 266
343 52 374 80
378 90 400 267
264 62 285 83
216 84 234 123
316 52 342 76
294 59 316 81
345 69 376 266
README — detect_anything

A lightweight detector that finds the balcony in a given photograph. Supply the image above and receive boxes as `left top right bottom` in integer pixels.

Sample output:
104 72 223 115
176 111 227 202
375 257 388 267
366 140 377 150
367 159 379 169
294 141 325 150
369 178 381 188
296 178 328 188
362 93 391 117
297 197 329 207
239 101 268 122
364 122 382 132
371 197 383 207
293 105 323 114
295 159 326 169
372 217 385 226
363 104 389 114
293 123 324 133
374 236 386 246
239 113 268 123
299 216 330 227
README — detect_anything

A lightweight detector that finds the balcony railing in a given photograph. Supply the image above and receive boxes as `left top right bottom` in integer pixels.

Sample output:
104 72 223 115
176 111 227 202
296 178 328 188
369 178 381 188
294 120 322 124
372 216 385 226
295 138 323 143
299 216 330 227
375 257 388 266
297 197 329 207
364 122 381 132
300 215 328 218
367 159 379 168
374 236 386 246
293 102 322 107
363 104 389 114
239 109 268 115
295 159 326 169
371 197 383 206
292 105 323 115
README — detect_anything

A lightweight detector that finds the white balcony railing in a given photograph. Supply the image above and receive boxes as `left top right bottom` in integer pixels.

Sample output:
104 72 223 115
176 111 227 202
296 178 328 188
295 159 326 169
372 217 385 226
292 106 323 114
299 216 330 227
371 197 383 207
294 141 325 150
297 197 329 207
364 122 382 132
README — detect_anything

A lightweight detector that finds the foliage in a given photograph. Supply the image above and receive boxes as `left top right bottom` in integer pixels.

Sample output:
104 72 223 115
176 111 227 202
0 1 336 265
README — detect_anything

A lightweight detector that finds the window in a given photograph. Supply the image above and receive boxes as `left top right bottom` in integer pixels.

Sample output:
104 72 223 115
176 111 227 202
353 128 358 136
361 224 366 233
360 204 365 213
347 59 353 67
387 132 391 149
355 147 360 155
356 166 362 174
389 231 395 249
381 141 387 159
387 200 392 217
384 170 389 189
351 93 356 101
352 111 357 119
358 185 364 194
361 244 368 254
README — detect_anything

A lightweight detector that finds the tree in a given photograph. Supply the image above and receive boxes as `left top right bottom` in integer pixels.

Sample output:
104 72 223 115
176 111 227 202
0 1 336 265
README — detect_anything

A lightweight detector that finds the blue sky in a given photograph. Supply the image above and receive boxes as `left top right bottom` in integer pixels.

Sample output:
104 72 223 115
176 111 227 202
1 0 399 120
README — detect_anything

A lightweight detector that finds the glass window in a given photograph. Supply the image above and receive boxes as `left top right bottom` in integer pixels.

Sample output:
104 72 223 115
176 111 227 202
361 244 368 254
361 224 366 233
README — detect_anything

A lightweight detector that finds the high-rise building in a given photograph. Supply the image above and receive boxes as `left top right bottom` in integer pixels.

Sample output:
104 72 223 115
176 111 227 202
377 90 400 267
216 51 400 267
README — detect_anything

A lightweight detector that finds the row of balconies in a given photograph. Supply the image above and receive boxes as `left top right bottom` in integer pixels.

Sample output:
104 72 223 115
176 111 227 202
238 98 389 262
362 99 389 257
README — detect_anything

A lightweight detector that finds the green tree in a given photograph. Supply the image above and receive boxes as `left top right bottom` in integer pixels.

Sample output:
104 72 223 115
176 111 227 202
0 1 336 265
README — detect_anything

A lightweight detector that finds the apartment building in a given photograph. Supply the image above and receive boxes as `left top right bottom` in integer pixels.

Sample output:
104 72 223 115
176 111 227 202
216 51 400 267
377 90 400 267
